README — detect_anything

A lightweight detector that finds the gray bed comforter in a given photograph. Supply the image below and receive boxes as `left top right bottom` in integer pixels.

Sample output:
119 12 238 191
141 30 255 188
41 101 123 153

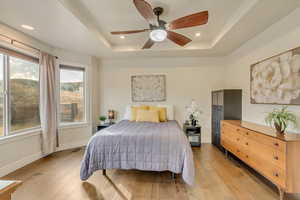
80 120 195 185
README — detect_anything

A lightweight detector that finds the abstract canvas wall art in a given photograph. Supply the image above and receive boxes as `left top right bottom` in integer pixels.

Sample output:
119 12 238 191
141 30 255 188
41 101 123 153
250 47 300 104
131 75 166 102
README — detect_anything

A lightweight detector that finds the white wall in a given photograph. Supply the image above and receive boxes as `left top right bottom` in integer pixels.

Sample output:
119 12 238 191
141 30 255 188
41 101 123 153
0 131 42 177
0 25 99 177
225 7 300 132
99 57 227 143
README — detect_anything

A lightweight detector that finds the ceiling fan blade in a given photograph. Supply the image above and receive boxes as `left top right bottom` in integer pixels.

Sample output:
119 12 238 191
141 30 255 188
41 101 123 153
111 29 149 35
167 31 191 46
133 0 156 25
142 39 155 49
168 11 208 30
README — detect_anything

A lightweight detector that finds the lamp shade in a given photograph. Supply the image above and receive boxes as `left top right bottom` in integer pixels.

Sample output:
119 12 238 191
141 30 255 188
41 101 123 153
108 110 115 120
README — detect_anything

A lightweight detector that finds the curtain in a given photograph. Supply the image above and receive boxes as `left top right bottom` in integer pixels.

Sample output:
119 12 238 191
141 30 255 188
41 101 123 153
39 52 58 155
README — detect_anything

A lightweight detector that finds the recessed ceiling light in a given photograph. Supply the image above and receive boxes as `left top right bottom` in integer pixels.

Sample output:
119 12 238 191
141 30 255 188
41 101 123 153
195 32 201 37
120 35 125 39
21 24 34 30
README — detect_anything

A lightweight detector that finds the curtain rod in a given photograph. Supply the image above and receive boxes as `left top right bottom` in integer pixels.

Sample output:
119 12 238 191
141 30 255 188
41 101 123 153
0 33 58 59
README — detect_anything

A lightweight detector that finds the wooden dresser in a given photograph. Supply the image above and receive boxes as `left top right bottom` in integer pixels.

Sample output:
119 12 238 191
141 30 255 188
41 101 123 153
221 120 300 200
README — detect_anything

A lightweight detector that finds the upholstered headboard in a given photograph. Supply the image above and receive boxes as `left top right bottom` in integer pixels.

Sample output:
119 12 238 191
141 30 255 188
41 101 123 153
123 104 174 120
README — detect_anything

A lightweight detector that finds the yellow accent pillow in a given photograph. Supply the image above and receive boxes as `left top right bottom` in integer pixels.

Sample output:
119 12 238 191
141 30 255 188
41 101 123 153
130 105 149 121
136 109 160 123
149 106 167 122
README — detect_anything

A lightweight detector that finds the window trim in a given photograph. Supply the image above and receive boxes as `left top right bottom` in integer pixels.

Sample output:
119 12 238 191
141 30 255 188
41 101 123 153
0 128 41 145
9 126 41 136
58 63 87 126
0 46 39 64
3 54 9 136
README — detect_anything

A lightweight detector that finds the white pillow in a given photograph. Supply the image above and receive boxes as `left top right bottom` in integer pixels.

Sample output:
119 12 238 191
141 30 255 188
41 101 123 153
123 105 131 120
123 104 143 120
157 104 174 120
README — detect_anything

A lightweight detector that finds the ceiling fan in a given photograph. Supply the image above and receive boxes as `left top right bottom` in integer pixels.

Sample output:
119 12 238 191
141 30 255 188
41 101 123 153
111 0 209 49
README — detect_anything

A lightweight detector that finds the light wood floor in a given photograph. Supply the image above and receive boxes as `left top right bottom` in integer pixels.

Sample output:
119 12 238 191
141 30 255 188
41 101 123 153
3 144 300 200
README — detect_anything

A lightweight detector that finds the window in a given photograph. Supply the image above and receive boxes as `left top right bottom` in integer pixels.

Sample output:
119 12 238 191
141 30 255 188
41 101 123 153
0 54 4 137
59 65 85 124
9 57 40 132
0 49 40 137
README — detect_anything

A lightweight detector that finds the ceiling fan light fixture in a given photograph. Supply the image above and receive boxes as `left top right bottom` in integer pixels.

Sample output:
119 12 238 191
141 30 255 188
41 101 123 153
149 29 167 42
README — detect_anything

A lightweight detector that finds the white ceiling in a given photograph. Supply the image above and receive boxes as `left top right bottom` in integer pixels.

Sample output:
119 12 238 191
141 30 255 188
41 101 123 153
0 0 300 58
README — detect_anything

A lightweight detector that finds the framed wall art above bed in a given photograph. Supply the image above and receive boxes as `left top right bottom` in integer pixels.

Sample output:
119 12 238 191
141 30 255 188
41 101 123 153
131 74 166 102
250 46 300 105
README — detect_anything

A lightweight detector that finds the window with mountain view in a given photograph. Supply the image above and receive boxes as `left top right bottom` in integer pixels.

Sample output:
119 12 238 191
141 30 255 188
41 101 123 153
0 52 40 137
60 65 85 124
9 56 40 132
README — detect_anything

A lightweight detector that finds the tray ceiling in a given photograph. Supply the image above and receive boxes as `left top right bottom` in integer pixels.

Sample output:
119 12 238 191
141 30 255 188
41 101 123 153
0 0 299 58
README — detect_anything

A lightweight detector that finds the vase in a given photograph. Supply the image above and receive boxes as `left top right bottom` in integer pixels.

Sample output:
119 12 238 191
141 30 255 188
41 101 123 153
191 119 197 127
274 123 285 134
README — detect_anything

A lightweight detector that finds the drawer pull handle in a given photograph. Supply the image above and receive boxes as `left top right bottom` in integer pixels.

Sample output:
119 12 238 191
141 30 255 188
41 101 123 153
274 173 279 177
245 142 249 145
246 132 249 135
236 129 240 131
274 143 279 146
246 155 249 158
237 149 240 153
274 156 279 160
237 138 240 141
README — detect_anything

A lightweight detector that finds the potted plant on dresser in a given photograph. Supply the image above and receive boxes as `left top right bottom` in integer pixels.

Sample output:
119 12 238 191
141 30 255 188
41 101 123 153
265 106 297 134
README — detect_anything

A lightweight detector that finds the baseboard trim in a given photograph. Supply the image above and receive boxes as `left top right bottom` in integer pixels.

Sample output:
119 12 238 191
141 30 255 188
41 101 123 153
56 139 89 152
0 152 43 178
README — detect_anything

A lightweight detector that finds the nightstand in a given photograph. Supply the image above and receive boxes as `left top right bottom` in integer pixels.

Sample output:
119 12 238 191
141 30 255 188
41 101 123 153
96 123 115 132
183 124 201 147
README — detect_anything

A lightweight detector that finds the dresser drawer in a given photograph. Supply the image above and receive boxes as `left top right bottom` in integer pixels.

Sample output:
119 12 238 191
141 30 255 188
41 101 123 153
221 137 234 153
221 130 242 144
222 126 243 140
241 129 286 153
244 137 286 170
221 134 245 155
222 135 250 164
221 136 241 157
222 122 243 135
246 153 286 188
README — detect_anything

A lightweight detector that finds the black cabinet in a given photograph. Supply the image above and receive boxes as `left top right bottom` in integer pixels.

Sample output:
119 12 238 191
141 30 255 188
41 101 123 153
183 125 201 147
95 123 115 133
211 90 242 151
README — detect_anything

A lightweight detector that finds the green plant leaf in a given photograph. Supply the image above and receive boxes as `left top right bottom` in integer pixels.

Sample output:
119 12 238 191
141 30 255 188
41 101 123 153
265 106 297 131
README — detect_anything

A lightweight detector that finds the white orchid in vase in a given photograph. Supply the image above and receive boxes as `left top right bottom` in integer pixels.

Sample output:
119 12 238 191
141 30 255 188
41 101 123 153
186 100 202 126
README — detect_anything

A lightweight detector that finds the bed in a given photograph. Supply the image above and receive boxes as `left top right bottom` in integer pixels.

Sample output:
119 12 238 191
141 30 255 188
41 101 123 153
80 119 195 185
